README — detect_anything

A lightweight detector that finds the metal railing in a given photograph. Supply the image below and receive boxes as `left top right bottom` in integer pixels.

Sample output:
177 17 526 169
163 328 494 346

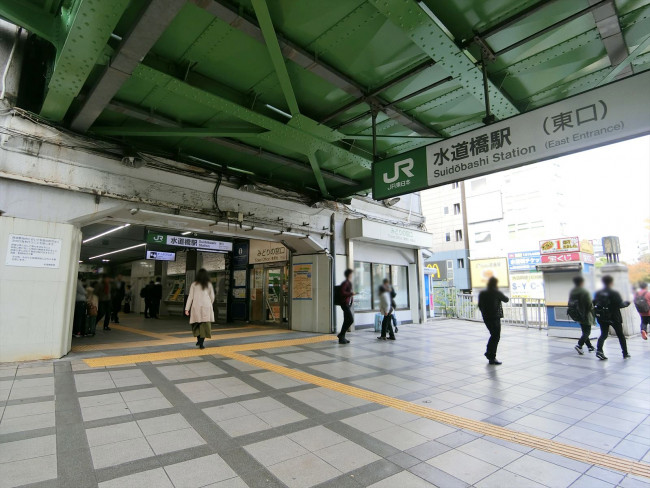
435 291 547 329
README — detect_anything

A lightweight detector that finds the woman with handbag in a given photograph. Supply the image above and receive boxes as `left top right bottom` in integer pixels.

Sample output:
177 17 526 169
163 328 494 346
184 269 215 349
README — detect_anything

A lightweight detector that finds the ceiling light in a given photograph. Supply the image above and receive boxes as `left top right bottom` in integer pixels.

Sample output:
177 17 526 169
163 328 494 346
265 103 292 119
102 259 110 262
89 243 146 260
83 224 130 244
181 231 192 235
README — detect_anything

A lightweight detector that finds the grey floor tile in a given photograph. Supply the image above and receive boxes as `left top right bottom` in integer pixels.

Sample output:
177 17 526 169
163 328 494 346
90 437 155 469
0 434 56 463
267 453 341 488
287 426 347 452
0 454 57 488
506 455 581 487
456 438 524 467
164 453 238 488
137 413 192 436
426 449 498 484
367 470 437 487
98 467 174 488
475 469 546 488
314 440 381 472
0 412 55 434
341 413 394 434
218 414 271 437
86 421 143 447
147 427 206 455
244 436 309 467
370 425 429 451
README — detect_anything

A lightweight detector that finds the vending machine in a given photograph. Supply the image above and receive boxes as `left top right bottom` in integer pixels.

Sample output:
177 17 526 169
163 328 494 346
537 237 596 338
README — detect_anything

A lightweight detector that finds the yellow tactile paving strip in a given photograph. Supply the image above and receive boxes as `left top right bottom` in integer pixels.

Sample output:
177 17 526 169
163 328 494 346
82 334 650 479
73 328 292 352
82 334 335 366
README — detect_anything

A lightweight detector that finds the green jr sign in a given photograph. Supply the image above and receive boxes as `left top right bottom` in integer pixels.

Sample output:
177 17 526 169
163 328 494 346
372 146 428 200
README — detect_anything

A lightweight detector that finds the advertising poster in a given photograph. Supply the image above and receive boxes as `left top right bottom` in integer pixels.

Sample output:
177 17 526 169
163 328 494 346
510 272 545 299
470 257 509 288
507 251 541 271
539 237 580 254
292 263 313 300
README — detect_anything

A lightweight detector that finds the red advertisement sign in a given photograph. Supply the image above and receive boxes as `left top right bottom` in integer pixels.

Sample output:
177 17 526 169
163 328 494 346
541 252 581 263
539 237 580 255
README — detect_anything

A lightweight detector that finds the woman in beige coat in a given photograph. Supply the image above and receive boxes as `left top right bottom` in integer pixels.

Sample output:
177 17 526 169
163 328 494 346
184 269 215 349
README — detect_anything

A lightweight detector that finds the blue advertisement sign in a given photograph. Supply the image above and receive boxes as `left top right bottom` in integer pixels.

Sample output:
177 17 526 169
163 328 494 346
507 251 541 271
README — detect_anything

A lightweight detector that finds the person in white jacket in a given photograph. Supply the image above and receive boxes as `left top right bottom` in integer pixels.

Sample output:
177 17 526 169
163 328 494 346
184 269 215 349
377 285 396 341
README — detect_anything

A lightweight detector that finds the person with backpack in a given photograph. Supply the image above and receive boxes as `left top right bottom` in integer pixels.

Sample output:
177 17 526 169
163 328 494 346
336 269 356 344
593 275 631 360
634 282 650 340
478 277 509 365
567 276 595 355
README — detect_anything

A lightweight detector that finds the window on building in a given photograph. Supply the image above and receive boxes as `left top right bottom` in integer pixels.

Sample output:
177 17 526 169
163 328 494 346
475 231 492 243
471 178 486 191
445 232 451 242
443 206 449 215
457 258 465 269
446 260 454 280
352 261 410 311
455 229 463 241
453 203 461 215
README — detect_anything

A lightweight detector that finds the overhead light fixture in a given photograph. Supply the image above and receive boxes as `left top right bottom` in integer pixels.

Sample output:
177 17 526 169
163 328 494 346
89 243 146 260
181 231 192 236
83 224 130 244
102 259 110 262
265 103 292 119
383 197 401 207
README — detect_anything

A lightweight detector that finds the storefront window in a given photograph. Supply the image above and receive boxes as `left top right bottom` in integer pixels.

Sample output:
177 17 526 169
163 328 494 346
353 261 410 311
353 261 372 311
390 265 409 309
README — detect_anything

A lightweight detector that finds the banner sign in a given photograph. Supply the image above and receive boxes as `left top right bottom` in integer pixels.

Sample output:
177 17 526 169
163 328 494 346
470 257 509 288
249 239 288 264
539 237 580 255
372 71 650 199
147 231 232 252
507 251 541 271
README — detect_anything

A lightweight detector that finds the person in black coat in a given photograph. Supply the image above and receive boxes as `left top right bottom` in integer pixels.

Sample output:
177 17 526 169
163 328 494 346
478 277 509 365
151 277 163 319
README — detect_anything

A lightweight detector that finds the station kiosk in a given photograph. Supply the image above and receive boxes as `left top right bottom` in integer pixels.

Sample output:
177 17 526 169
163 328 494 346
537 237 595 338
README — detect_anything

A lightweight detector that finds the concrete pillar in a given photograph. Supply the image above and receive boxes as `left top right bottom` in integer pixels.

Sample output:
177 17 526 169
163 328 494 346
416 250 426 324
0 217 82 361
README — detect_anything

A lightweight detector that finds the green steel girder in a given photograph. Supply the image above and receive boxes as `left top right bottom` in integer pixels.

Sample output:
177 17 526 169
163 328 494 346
527 67 611 109
131 63 372 171
90 126 267 137
40 0 130 121
368 0 520 121
597 31 650 86
497 30 602 77
251 0 300 116
0 0 56 42
307 153 331 197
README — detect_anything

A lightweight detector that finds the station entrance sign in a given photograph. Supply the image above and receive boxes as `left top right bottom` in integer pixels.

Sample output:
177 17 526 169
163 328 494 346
373 71 650 199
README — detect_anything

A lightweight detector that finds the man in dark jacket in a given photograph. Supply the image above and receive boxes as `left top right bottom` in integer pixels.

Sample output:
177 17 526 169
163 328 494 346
337 269 355 344
143 281 154 318
478 277 509 365
151 277 163 319
110 274 126 324
94 274 112 331
594 275 631 360
569 276 595 355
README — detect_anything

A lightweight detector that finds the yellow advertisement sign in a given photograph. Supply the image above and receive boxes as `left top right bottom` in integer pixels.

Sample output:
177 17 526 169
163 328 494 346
470 257 509 288
580 239 594 254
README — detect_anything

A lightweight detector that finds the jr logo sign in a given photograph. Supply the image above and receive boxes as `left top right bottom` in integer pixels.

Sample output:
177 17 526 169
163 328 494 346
373 146 427 200
383 158 414 183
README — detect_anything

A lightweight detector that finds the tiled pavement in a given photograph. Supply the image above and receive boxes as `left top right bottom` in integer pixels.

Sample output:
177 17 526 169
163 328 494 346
1 320 650 488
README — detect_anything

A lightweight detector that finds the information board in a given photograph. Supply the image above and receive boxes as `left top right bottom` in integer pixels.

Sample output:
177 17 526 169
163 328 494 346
373 71 650 199
5 234 62 268
292 263 313 300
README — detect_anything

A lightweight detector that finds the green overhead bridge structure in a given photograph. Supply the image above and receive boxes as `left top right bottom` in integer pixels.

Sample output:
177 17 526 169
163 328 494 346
1 0 649 199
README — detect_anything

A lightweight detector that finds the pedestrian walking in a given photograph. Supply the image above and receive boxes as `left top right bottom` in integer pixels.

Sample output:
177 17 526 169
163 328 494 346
336 269 356 344
124 285 132 314
185 269 215 349
594 275 631 360
633 282 650 340
151 277 163 319
478 277 509 365
567 276 595 355
86 282 99 337
381 278 399 333
72 274 87 338
142 281 154 318
110 274 126 324
94 274 112 331
377 282 396 341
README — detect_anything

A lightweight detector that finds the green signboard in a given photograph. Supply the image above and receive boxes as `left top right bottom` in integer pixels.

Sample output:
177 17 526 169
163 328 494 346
372 71 650 200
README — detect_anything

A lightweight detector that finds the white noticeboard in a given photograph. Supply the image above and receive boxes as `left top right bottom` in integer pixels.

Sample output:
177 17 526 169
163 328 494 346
5 234 62 269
